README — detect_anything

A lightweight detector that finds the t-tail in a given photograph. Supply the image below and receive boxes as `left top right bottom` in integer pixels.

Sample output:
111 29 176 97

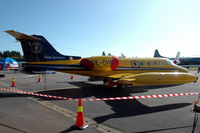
5 30 81 72
5 30 81 62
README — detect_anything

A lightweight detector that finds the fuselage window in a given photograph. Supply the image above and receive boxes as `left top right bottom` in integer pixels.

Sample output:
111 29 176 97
154 61 158 66
140 62 144 66
147 61 151 66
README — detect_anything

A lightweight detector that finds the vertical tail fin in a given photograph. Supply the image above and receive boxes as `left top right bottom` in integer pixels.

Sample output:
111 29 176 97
154 49 163 57
5 30 81 62
176 51 180 59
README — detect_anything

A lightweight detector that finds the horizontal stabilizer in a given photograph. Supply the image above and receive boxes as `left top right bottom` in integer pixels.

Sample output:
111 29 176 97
5 30 41 41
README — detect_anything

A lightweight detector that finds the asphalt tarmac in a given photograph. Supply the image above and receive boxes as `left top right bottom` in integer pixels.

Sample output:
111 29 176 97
0 71 200 133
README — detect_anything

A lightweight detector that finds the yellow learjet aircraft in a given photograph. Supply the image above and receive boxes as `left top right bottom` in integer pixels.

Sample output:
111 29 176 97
5 30 198 88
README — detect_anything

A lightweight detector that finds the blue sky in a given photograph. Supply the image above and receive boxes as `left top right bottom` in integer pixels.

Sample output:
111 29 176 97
1 0 200 57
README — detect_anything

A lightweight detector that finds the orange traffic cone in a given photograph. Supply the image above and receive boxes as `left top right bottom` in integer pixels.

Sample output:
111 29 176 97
11 77 16 87
70 75 74 79
37 74 41 82
72 99 88 130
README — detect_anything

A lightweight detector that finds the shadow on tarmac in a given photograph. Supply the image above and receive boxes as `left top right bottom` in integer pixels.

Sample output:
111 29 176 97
93 100 190 123
0 93 29 98
34 83 191 124
59 127 75 133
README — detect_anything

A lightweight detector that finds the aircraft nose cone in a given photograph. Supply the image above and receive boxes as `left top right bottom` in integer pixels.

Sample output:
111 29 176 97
179 73 198 83
194 76 198 83
188 74 198 83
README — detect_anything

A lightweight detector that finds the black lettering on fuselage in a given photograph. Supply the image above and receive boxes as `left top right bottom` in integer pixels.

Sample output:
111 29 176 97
91 60 112 66
44 56 66 60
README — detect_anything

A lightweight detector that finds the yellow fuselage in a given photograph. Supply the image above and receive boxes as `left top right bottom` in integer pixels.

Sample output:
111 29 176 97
57 57 188 77
25 56 197 86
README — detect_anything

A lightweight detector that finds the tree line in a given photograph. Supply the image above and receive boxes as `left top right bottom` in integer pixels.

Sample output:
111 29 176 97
0 50 23 60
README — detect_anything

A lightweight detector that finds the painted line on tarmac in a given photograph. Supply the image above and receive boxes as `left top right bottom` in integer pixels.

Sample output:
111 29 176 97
0 81 123 133
32 99 122 133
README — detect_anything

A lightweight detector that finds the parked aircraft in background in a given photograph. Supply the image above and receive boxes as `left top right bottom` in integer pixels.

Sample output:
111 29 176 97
154 49 200 67
154 49 180 64
5 30 198 88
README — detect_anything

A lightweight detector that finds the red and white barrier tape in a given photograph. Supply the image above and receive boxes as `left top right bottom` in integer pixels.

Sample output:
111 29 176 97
0 88 199 101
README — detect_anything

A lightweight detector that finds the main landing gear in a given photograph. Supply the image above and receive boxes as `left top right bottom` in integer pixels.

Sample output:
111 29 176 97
103 78 126 89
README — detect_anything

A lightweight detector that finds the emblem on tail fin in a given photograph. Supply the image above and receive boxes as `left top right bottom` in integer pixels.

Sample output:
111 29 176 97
31 42 43 54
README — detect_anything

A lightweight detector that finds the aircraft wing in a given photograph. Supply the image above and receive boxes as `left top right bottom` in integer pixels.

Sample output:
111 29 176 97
106 73 136 79
117 74 137 84
5 30 41 41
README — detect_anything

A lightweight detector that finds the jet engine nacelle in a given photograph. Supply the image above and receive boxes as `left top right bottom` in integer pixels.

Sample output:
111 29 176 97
80 56 119 71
